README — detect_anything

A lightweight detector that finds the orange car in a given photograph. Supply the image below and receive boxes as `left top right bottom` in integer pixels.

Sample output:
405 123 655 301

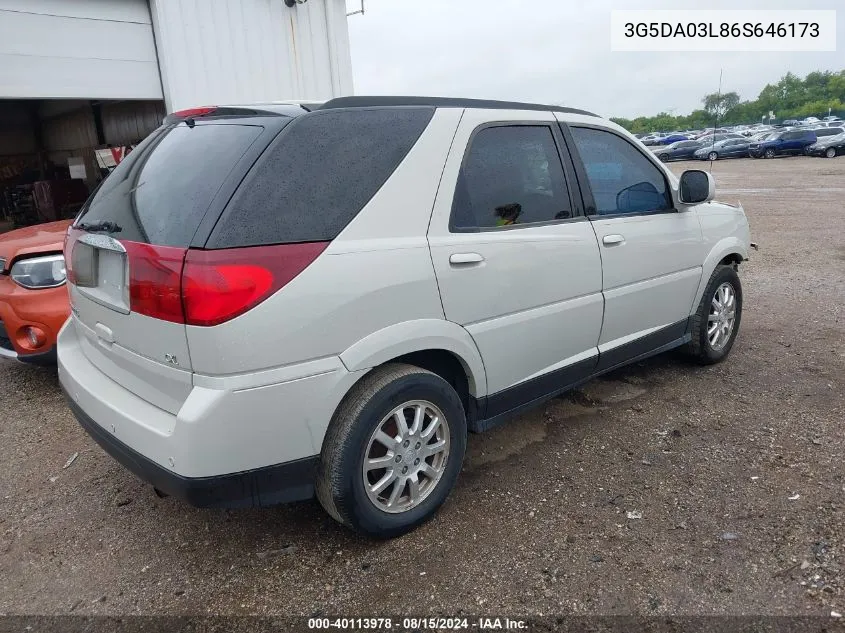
0 220 72 365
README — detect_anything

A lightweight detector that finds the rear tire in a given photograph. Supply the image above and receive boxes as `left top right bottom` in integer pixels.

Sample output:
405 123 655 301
685 265 743 365
316 363 466 538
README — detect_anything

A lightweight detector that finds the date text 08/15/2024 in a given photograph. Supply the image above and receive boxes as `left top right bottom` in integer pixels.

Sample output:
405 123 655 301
307 617 528 630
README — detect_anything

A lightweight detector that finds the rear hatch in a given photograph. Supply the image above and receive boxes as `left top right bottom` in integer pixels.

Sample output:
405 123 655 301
65 111 292 414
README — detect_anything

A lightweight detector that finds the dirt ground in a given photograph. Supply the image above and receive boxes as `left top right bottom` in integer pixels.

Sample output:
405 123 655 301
1 156 843 619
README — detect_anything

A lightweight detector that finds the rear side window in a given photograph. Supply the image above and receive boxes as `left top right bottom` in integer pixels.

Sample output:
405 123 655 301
450 125 572 231
208 107 434 248
570 127 671 216
77 123 265 246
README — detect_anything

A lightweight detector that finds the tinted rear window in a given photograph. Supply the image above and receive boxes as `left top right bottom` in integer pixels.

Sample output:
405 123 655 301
207 107 434 248
76 122 265 246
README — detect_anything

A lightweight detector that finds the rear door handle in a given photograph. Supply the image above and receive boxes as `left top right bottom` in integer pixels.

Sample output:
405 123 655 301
602 234 625 246
449 252 484 265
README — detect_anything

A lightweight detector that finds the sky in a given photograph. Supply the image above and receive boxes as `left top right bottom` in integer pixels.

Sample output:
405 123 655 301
345 0 843 119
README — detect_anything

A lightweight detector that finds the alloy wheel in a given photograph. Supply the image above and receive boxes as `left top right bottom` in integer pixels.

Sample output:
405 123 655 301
826 147 836 159
708 152 718 161
362 400 450 513
707 282 737 351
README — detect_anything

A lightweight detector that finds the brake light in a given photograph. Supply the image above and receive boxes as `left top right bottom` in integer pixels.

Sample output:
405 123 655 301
171 106 217 119
182 243 329 326
123 242 186 323
118 241 329 326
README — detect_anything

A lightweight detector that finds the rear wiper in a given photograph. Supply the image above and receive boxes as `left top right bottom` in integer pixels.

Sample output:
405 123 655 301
76 221 123 233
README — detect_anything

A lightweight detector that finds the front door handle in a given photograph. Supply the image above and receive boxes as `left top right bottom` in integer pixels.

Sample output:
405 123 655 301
602 234 625 246
449 252 484 265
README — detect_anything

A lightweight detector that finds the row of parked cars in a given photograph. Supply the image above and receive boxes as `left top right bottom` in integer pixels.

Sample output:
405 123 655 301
637 115 843 146
643 122 845 162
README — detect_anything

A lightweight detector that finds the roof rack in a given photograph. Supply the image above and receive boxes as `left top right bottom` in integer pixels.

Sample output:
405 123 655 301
319 96 599 117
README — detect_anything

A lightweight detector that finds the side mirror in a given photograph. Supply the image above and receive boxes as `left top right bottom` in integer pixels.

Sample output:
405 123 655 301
679 170 715 204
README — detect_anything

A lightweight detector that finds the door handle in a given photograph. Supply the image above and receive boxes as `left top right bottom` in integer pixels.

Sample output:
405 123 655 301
602 234 625 246
449 252 484 265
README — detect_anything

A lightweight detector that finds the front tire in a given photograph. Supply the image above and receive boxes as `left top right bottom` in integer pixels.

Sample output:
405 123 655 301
658 153 669 162
708 152 718 161
764 148 776 159
316 363 467 538
686 265 743 365
826 147 837 159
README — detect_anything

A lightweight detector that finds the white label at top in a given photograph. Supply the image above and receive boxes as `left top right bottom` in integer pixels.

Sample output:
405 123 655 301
611 10 837 52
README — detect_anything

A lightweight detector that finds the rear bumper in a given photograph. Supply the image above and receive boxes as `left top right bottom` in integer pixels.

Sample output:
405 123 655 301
57 318 363 507
63 389 318 508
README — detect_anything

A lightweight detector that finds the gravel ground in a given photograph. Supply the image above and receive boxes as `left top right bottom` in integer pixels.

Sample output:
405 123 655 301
1 156 843 618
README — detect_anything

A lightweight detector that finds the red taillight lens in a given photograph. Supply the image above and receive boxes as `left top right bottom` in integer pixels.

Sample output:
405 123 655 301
123 241 187 323
181 242 328 326
117 240 328 326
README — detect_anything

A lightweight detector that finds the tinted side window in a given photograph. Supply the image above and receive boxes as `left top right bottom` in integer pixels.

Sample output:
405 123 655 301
450 125 572 231
570 127 671 216
209 107 434 248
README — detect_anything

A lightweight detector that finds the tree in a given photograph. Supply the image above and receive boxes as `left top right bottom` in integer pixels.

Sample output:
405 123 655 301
702 91 740 119
611 68 845 133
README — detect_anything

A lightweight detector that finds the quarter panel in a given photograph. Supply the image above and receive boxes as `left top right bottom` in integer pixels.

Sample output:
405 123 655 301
187 110 457 376
186 246 444 375
339 318 488 397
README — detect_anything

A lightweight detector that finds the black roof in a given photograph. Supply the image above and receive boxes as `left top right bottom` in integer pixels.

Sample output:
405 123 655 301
319 96 598 117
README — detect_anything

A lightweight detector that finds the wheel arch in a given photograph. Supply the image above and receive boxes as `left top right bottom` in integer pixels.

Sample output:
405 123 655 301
339 319 488 399
688 238 748 315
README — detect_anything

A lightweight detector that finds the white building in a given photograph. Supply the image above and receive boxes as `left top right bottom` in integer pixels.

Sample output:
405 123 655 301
0 0 353 223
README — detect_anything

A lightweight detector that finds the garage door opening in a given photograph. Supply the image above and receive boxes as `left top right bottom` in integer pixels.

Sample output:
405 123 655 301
0 99 164 234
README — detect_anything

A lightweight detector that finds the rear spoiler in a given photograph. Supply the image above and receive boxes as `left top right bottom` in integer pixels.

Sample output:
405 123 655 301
163 105 309 126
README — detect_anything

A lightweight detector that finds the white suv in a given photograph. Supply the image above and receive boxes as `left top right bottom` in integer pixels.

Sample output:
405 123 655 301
58 97 751 538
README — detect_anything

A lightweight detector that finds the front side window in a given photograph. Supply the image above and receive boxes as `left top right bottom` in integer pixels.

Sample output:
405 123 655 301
570 127 671 216
450 125 572 231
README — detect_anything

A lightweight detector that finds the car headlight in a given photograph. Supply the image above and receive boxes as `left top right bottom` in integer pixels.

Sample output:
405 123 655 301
10 254 67 289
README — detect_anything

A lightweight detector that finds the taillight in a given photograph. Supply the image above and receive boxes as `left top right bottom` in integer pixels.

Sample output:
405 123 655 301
182 242 329 326
118 241 328 327
123 242 187 323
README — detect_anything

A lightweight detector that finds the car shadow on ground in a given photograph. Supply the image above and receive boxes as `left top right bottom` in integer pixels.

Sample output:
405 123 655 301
102 349 704 555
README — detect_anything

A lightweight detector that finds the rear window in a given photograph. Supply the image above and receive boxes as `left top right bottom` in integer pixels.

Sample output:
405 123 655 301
207 107 434 248
76 122 265 246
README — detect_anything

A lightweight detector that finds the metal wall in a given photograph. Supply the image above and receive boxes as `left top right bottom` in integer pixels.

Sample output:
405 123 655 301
102 101 166 145
149 0 354 112
0 0 163 100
